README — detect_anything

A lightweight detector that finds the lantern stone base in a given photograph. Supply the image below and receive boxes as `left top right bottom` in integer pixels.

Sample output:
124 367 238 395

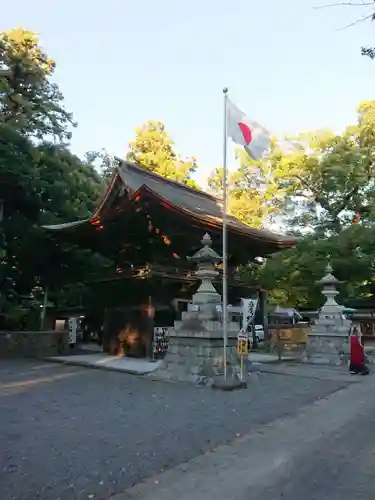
303 263 351 366
153 312 246 386
212 375 247 390
153 233 246 386
303 308 351 366
303 334 349 365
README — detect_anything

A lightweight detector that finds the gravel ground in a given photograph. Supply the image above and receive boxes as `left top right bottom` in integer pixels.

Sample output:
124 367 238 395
250 412 375 500
243 388 375 500
0 360 348 500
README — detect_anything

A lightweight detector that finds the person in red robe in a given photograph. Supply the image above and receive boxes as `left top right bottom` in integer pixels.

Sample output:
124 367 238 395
349 326 369 375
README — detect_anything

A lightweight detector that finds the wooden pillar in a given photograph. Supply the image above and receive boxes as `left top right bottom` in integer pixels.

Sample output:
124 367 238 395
148 295 155 358
259 289 269 342
142 295 155 359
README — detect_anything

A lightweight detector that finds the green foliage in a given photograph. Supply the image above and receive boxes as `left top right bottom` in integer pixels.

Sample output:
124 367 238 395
4 304 28 330
0 26 206 327
0 124 42 219
207 142 283 228
85 149 117 185
258 225 375 309
362 47 375 59
0 27 75 140
4 25 375 321
0 132 111 316
127 120 199 188
361 6 375 59
37 144 105 222
0 27 112 326
255 101 375 307
276 103 375 236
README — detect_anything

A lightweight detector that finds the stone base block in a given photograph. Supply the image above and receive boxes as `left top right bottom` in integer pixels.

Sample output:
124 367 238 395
212 375 247 391
303 334 349 366
152 333 248 386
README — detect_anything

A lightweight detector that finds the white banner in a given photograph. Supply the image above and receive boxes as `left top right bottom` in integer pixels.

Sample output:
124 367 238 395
68 317 77 345
240 298 258 333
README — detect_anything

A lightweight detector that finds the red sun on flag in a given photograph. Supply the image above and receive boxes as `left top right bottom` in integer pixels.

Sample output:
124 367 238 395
227 98 270 160
238 122 252 145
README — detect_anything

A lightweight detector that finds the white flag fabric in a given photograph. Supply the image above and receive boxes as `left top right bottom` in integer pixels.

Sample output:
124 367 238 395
227 99 271 160
240 298 258 333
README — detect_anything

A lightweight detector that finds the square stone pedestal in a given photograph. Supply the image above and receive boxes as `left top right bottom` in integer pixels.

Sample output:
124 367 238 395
304 316 350 366
153 232 247 386
304 262 351 366
154 310 246 385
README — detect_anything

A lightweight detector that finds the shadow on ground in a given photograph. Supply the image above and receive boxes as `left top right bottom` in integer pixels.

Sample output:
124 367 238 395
0 359 348 500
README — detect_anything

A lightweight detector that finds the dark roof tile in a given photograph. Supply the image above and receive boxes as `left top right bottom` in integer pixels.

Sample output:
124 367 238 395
117 159 295 247
44 158 295 249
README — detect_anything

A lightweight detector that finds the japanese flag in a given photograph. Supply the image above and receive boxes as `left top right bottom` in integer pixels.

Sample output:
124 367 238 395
227 99 271 160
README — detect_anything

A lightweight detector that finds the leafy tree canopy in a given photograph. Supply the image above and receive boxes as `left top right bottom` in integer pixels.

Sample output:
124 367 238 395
270 101 375 236
0 27 111 327
0 27 74 140
207 143 281 229
3 25 375 322
127 120 199 189
252 101 375 308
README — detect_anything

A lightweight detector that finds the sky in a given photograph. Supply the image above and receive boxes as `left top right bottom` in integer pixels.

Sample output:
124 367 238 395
2 0 375 183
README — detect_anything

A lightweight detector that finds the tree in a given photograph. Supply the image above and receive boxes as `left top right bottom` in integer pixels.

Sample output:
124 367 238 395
270 101 375 236
33 144 111 289
0 124 42 320
127 120 199 188
359 2 375 59
0 27 112 327
0 133 111 322
0 27 74 140
37 144 105 222
254 101 375 308
84 149 118 186
207 143 282 228
315 2 375 59
257 223 375 309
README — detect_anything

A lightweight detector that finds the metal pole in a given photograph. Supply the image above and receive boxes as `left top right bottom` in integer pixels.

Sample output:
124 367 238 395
222 87 229 380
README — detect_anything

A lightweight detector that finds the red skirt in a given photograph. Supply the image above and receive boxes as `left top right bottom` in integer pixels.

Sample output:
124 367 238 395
350 335 365 367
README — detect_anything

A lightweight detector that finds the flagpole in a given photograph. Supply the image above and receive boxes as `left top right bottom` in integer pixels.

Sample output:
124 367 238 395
222 87 229 381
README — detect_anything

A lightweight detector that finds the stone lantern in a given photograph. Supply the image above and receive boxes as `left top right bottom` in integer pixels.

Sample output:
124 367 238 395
305 260 351 365
154 233 243 386
316 263 342 315
187 233 221 307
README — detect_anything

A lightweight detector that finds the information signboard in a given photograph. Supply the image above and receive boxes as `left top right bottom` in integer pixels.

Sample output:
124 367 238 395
237 332 249 355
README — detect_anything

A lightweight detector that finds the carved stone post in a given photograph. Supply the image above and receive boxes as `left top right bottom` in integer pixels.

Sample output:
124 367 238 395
154 233 244 386
188 233 221 311
305 261 351 365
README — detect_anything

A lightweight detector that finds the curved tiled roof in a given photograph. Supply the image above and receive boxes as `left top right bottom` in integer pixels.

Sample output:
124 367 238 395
44 158 295 250
115 160 295 248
